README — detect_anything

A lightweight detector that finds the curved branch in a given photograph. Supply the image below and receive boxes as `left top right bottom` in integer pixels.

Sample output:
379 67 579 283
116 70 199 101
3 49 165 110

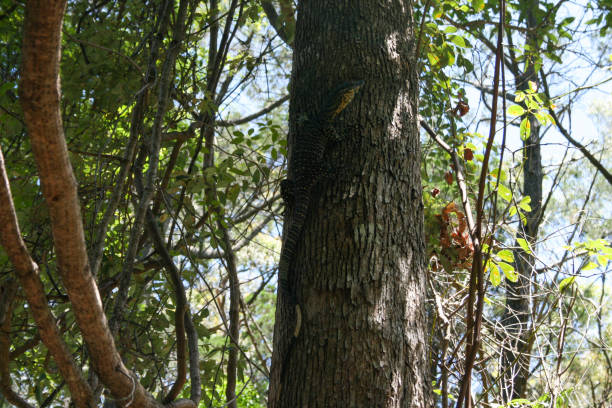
0 149 92 405
145 210 189 404
19 1 175 406
217 95 289 126
189 211 276 259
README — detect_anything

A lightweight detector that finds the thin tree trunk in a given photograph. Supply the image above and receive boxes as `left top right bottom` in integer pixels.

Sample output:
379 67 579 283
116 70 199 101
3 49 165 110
500 0 543 399
268 1 430 406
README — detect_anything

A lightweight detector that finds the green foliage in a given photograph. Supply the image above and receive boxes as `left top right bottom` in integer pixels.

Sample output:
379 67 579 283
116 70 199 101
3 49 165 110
563 239 612 271
0 0 290 404
507 82 555 140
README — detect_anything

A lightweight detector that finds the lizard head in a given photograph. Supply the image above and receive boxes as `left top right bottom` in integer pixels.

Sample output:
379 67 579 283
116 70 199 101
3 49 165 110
325 80 365 120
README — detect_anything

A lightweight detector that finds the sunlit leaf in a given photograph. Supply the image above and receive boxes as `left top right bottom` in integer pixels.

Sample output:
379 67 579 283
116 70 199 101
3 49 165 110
517 238 532 254
520 117 531 140
497 249 514 263
497 183 512 202
518 196 532 212
528 81 538 92
449 35 469 48
499 262 518 282
489 267 501 286
508 105 525 116
559 276 575 292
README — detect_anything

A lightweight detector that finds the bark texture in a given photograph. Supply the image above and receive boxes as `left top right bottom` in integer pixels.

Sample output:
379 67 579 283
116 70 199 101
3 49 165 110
268 1 430 406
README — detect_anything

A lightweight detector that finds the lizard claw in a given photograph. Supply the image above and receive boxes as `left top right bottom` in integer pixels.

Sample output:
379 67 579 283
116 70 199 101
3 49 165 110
293 304 302 337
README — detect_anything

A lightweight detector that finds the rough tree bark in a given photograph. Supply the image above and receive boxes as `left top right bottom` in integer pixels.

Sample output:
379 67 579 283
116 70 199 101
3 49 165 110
268 1 430 407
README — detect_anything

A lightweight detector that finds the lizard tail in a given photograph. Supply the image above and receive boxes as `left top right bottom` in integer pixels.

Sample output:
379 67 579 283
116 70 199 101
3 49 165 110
278 195 310 301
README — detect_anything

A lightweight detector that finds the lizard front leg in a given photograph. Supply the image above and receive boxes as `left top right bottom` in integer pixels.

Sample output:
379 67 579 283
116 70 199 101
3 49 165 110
280 178 295 212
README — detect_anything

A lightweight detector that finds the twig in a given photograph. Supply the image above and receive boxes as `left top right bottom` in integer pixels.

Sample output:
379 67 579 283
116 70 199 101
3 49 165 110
63 31 144 76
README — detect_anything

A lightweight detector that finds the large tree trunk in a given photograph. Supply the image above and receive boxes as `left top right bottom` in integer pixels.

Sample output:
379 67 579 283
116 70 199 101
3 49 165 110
268 1 430 407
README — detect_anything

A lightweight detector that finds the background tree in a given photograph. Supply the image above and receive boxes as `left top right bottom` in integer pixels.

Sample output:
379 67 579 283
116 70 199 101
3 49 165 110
419 0 612 404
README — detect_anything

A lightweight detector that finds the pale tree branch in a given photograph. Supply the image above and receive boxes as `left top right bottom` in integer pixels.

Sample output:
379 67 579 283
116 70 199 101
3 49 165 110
0 147 92 406
18 1 193 406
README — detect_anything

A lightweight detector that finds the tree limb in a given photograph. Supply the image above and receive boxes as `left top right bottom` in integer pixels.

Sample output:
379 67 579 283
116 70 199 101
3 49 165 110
0 147 92 405
216 95 289 126
19 1 178 406
541 74 612 186
260 0 294 46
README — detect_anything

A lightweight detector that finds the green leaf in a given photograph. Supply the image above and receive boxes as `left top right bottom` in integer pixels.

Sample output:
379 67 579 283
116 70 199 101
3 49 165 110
497 249 514 263
526 98 539 110
252 169 261 184
508 105 525 116
582 261 598 271
559 276 575 292
520 117 531 140
0 82 13 97
472 0 485 11
533 93 544 104
528 80 538 92
489 266 501 286
517 238 532 254
519 210 527 225
543 112 555 125
443 45 456 66
227 184 240 203
597 254 609 266
490 168 508 182
427 52 440 67
560 16 575 26
497 183 512 202
449 35 469 48
499 261 518 282
585 17 601 25
534 112 549 125
518 196 532 212
510 399 532 405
